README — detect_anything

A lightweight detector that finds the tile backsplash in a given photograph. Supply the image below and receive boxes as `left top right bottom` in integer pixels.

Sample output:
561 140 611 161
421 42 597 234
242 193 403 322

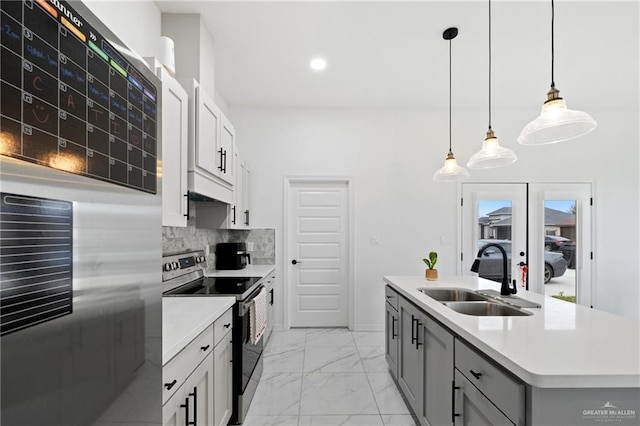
163 202 275 271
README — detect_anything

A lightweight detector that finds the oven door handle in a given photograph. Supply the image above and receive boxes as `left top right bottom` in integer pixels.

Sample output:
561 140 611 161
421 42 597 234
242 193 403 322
238 284 265 315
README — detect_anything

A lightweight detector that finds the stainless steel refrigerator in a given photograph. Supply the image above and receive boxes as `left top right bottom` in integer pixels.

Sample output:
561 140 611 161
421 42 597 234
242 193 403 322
1 1 162 424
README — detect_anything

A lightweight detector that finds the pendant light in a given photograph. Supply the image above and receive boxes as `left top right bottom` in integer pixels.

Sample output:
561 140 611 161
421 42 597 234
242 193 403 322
433 27 469 182
518 0 596 145
467 0 517 170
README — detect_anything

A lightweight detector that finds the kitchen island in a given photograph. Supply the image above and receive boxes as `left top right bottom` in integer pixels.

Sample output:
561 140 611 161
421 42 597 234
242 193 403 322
384 275 639 425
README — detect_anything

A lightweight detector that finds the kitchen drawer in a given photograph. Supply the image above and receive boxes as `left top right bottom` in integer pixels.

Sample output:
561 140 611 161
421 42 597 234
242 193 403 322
214 307 233 347
455 339 525 425
385 286 399 310
163 324 214 404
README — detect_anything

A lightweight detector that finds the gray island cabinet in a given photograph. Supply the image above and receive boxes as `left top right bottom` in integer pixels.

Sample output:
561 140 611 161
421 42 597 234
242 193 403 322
384 276 640 426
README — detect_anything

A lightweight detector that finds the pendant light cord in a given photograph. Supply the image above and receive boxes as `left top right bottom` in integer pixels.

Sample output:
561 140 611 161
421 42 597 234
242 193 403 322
488 0 492 130
551 0 555 88
448 37 452 153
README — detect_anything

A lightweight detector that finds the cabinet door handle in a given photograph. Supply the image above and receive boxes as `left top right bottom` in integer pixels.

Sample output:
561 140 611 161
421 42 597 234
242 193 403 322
180 398 189 426
232 205 236 224
164 379 177 390
218 148 224 171
469 370 482 380
200 344 210 351
188 387 197 425
410 315 417 345
415 320 422 349
391 316 397 339
224 322 231 328
451 381 461 423
184 192 190 218
269 288 274 305
385 295 393 299
245 210 250 226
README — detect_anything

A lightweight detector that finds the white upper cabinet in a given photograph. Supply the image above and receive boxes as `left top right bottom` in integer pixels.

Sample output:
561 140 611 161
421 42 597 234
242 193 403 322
179 79 233 205
152 61 188 227
219 114 235 186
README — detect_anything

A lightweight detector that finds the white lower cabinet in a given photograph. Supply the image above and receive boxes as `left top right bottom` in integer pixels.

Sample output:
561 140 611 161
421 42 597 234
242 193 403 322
163 308 233 426
263 271 276 345
213 320 233 426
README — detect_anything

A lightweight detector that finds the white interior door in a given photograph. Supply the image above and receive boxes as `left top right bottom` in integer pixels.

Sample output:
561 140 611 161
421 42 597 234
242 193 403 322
287 180 349 327
461 183 528 289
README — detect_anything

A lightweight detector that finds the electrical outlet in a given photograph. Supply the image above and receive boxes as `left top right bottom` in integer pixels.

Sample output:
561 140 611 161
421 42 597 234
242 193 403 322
247 242 255 251
205 245 210 255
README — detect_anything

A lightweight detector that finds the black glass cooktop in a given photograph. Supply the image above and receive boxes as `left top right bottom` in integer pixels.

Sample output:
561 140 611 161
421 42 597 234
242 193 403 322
164 276 262 300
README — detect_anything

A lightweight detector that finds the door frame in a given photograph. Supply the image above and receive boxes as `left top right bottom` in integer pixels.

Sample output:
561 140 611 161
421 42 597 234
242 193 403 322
282 176 355 330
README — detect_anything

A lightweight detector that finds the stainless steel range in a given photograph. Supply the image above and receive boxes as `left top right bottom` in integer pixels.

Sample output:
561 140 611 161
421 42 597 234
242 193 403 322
162 250 264 424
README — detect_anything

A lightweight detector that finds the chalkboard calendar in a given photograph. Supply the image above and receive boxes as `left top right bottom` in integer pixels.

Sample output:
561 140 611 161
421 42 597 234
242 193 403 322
1 0 158 193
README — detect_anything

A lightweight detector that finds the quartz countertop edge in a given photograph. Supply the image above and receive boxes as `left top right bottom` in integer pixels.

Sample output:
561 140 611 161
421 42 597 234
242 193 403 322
205 264 276 278
384 275 640 389
162 297 235 364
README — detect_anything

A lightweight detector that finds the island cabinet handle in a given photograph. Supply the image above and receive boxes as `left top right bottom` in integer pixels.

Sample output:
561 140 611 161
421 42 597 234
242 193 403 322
410 315 417 344
200 344 210 351
469 370 482 380
391 316 397 339
415 320 423 349
164 379 177 390
451 381 461 423
385 295 393 299
224 323 231 328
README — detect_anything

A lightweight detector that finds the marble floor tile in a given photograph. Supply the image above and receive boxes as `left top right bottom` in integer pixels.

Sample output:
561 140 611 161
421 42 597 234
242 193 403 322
381 414 419 426
267 329 307 347
304 346 364 373
352 331 385 347
357 346 388 372
300 372 378 415
367 372 411 415
299 414 385 425
306 328 355 347
248 372 303 416
264 345 305 373
243 415 299 426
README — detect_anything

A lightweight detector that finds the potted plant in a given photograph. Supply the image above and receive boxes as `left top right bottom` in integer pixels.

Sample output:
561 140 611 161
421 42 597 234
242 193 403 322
423 251 438 281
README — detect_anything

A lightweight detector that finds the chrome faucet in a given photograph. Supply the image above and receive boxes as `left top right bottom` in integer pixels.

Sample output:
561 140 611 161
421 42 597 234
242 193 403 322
470 242 517 296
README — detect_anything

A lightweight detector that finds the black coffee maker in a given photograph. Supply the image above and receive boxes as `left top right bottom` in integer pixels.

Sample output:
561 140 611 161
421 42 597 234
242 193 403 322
215 242 251 270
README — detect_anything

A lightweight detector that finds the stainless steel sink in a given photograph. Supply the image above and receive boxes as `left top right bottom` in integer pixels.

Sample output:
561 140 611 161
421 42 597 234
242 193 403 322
418 287 489 302
444 301 533 317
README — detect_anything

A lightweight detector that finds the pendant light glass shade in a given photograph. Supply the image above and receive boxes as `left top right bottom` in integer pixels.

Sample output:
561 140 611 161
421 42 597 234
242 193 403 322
434 151 470 182
518 88 597 145
433 26 469 182
468 0 517 170
467 129 517 169
518 0 596 145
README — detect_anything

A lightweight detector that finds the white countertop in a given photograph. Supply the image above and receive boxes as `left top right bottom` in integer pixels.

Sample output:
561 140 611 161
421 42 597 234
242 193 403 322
384 275 640 389
162 297 235 364
206 264 275 278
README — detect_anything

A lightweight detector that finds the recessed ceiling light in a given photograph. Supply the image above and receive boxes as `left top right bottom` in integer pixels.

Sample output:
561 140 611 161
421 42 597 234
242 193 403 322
310 57 327 72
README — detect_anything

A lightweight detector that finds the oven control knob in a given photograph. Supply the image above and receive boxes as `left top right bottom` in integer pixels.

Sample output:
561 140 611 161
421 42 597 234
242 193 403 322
163 263 172 271
198 256 205 263
171 262 179 270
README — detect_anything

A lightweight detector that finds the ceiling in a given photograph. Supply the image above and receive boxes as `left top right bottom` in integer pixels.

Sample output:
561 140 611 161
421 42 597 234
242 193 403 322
154 1 639 111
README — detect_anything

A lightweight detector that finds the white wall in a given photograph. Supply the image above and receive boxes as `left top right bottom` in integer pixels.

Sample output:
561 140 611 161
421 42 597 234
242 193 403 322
229 106 640 327
83 0 161 60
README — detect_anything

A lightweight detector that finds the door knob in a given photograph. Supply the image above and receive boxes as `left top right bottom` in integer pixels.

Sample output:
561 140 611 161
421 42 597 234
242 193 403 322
291 259 301 265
